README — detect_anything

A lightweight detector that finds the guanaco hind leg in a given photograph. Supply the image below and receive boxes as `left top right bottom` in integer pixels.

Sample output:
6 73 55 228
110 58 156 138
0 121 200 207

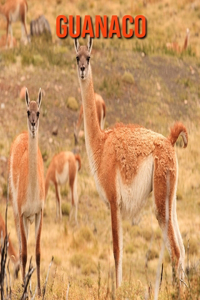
69 166 78 224
110 201 123 288
153 167 184 282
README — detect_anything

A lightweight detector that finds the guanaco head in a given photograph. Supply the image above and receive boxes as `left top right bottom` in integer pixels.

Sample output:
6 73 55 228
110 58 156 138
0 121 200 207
74 37 93 80
25 88 42 138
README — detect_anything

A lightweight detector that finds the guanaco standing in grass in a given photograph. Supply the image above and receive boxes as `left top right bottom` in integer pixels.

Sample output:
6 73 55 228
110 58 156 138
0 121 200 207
74 93 106 145
0 0 28 48
45 151 81 223
9 88 45 296
166 28 190 53
74 37 188 288
0 212 20 278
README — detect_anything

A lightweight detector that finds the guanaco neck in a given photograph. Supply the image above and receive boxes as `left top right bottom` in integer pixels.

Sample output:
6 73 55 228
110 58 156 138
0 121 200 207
79 66 104 148
28 130 39 191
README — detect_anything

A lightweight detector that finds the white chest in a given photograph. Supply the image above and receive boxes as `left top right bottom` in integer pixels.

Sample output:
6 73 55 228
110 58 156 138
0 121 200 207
21 182 44 223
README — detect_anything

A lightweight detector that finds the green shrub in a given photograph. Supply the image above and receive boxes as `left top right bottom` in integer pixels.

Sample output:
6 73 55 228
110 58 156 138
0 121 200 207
122 71 134 84
66 97 79 111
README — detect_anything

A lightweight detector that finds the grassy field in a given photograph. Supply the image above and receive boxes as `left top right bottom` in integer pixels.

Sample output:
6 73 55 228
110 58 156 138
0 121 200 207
0 0 199 299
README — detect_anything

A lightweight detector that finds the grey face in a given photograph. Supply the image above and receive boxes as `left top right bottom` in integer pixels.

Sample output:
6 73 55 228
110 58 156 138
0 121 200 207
25 88 42 138
74 38 93 81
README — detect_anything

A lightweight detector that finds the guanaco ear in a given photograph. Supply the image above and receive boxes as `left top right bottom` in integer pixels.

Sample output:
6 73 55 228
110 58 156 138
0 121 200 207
37 88 42 109
87 36 93 55
74 38 80 54
25 88 30 108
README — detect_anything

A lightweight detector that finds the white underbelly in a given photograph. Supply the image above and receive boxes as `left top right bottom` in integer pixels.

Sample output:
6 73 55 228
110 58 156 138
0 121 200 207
117 154 154 219
56 162 69 185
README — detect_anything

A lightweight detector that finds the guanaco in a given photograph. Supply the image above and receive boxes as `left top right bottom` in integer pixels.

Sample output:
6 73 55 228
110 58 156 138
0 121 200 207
0 0 28 48
45 151 81 223
74 37 188 288
9 88 45 295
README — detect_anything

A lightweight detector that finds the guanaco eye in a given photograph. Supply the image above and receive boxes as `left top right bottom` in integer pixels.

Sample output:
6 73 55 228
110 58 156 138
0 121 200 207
27 111 30 117
37 112 40 117
87 56 90 63
76 56 79 63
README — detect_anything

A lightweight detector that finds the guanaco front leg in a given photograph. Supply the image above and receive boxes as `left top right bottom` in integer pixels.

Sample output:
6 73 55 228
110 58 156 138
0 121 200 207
55 183 62 220
35 211 43 296
19 215 27 283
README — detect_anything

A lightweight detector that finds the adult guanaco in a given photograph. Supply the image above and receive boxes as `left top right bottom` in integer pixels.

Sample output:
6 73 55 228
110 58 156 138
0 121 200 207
74 38 188 288
45 151 81 223
0 0 28 48
74 93 106 145
9 88 44 295
0 212 20 278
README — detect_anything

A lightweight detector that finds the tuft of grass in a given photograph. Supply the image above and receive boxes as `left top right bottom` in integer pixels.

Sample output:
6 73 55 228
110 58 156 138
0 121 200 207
122 71 134 84
148 248 159 261
2 182 7 198
82 262 97 275
61 203 70 216
184 239 199 255
53 255 62 266
66 97 79 111
78 226 94 243
61 186 69 197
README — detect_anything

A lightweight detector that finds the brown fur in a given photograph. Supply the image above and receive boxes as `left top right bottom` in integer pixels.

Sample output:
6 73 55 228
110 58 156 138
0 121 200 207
75 38 187 288
168 122 188 147
9 90 44 296
45 151 81 222
0 0 28 48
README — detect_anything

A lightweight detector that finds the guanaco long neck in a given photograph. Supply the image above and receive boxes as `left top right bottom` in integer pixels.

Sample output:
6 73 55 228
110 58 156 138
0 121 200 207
28 131 39 190
79 66 103 149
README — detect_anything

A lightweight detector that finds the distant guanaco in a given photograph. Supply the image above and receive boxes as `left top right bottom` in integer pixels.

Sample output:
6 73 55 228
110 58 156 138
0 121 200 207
45 151 81 223
0 212 20 278
0 0 28 48
9 88 45 296
74 93 106 145
166 28 190 53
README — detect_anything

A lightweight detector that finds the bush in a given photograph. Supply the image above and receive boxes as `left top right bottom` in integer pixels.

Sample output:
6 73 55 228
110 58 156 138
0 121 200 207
66 97 79 111
122 71 134 84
